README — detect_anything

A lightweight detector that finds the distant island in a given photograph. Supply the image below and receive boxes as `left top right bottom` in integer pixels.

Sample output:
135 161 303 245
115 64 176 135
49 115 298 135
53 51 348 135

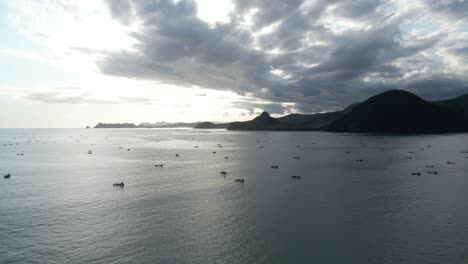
94 90 468 133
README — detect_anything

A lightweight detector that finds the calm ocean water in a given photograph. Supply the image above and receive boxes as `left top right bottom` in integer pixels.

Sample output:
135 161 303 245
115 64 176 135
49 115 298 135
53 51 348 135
1 128 468 264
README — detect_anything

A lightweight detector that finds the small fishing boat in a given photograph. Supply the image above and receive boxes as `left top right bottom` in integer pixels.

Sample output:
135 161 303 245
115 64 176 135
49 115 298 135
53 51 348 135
113 182 125 187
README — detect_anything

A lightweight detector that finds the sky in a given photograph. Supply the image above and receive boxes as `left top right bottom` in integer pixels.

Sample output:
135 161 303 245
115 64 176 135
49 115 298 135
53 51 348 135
0 0 467 128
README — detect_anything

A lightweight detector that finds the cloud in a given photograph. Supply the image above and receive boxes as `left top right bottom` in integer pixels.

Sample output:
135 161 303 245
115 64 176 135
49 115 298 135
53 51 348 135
231 100 294 115
420 0 468 21
23 90 153 105
24 92 118 104
99 0 468 113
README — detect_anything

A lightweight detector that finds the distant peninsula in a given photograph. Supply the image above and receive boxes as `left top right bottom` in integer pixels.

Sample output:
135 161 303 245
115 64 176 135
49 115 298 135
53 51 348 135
94 122 201 128
195 122 229 129
94 90 468 134
94 123 137 128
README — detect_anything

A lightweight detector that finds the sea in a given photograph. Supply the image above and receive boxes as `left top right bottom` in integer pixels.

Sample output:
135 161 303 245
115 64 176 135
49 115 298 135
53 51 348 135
1 128 468 264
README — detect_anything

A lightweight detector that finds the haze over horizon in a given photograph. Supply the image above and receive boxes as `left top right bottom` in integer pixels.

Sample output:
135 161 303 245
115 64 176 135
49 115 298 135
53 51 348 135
1 0 467 128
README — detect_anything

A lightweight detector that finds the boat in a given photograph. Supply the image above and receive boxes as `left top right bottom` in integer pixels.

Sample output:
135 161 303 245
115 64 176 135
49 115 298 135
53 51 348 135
4 174 11 179
113 182 125 187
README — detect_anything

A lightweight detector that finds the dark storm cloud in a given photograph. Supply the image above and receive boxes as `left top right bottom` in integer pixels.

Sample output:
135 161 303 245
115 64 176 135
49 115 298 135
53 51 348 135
421 0 468 21
332 0 383 18
101 0 468 113
302 24 441 81
404 77 468 100
106 0 133 23
450 46 468 63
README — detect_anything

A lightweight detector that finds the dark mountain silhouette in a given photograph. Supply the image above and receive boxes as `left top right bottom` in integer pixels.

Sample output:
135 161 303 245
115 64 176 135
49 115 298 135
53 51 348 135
277 112 341 129
433 93 468 117
196 122 229 129
95 90 468 133
276 104 358 129
328 90 468 133
227 103 359 131
228 112 288 130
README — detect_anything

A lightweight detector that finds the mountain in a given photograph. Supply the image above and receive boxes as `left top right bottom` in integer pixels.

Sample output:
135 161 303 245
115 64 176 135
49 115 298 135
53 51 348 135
196 122 230 129
277 103 358 126
94 123 137 128
93 90 468 133
227 104 358 131
227 112 290 130
328 90 468 133
433 93 468 117
277 109 350 130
